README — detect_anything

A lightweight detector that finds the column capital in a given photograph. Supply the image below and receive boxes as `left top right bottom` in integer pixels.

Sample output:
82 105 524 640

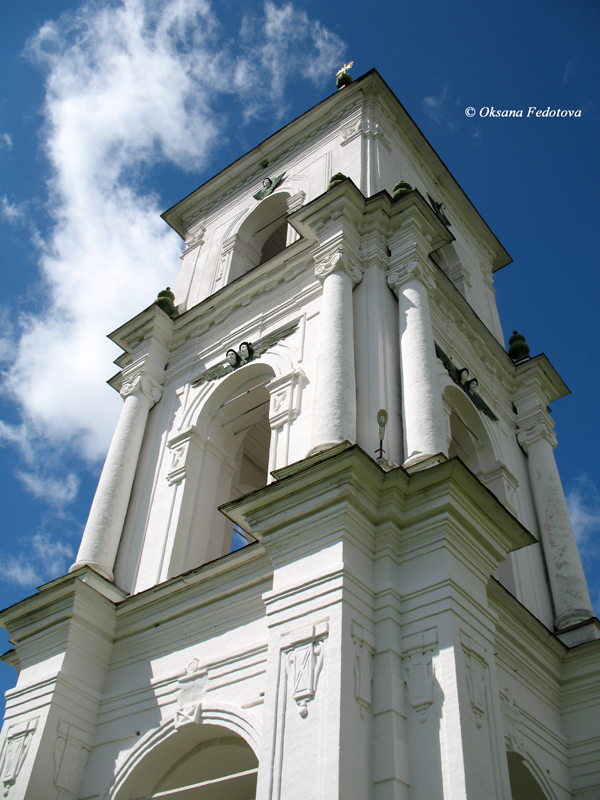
120 372 163 407
385 255 436 296
516 417 557 452
314 251 363 287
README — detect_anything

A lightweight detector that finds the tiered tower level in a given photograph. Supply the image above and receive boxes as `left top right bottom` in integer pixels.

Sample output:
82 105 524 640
1 70 598 800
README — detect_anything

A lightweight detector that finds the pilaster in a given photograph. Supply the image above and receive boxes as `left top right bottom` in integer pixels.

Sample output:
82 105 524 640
222 443 534 800
0 569 124 800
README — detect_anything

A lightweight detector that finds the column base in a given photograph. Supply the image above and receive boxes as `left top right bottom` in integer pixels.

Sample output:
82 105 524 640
306 440 347 459
403 452 447 473
555 612 599 645
69 560 113 582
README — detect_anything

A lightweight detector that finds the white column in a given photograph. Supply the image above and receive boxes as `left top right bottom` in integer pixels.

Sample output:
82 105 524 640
70 374 162 581
387 257 447 467
309 252 363 455
517 420 594 630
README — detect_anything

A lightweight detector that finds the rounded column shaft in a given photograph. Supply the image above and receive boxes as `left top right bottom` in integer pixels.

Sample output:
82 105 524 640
70 375 161 581
387 258 447 467
519 427 593 629
398 276 446 463
310 252 362 455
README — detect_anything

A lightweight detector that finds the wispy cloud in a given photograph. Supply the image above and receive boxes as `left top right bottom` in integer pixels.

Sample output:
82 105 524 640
0 532 74 588
562 55 578 85
0 132 12 150
16 471 79 506
0 0 345 475
0 197 27 224
422 84 458 131
566 474 600 616
237 2 344 120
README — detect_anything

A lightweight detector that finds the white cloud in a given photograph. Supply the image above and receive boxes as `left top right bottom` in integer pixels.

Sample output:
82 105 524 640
0 0 345 470
566 474 600 617
17 471 79 506
237 2 344 119
0 532 74 588
562 55 577 85
0 197 26 223
567 475 600 548
422 85 458 130
0 556 40 588
0 132 12 150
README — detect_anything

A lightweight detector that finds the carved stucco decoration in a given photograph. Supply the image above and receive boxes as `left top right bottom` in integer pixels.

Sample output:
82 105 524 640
53 721 92 799
173 657 209 730
402 629 438 722
120 374 163 406
461 633 488 728
500 688 526 756
0 717 38 796
314 251 363 286
281 621 328 718
351 623 375 717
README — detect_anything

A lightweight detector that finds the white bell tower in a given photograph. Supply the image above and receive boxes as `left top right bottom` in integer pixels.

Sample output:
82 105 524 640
1 69 598 800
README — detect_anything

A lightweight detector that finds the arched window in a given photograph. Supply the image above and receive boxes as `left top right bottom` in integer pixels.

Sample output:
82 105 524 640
166 363 275 579
507 753 552 800
431 242 470 299
226 193 292 284
117 724 258 800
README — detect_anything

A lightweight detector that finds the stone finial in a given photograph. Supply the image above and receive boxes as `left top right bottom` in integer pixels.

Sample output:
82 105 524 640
392 180 413 199
336 61 353 89
508 330 530 362
155 287 176 317
328 172 347 190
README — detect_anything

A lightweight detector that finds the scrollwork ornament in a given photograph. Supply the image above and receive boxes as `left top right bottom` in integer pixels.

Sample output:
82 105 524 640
314 251 363 286
120 374 163 406
386 257 435 296
517 420 557 452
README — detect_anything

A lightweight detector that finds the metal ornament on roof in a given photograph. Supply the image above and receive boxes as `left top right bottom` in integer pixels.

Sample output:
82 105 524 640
435 343 498 421
427 192 452 226
191 320 299 387
336 61 354 89
253 172 286 201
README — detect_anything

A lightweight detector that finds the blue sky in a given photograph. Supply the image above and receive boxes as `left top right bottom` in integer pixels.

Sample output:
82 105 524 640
0 0 599 711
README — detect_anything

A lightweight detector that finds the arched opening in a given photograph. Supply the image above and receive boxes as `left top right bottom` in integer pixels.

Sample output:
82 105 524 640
445 385 495 478
117 724 258 800
507 753 550 800
431 242 470 298
169 363 275 576
227 192 292 284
